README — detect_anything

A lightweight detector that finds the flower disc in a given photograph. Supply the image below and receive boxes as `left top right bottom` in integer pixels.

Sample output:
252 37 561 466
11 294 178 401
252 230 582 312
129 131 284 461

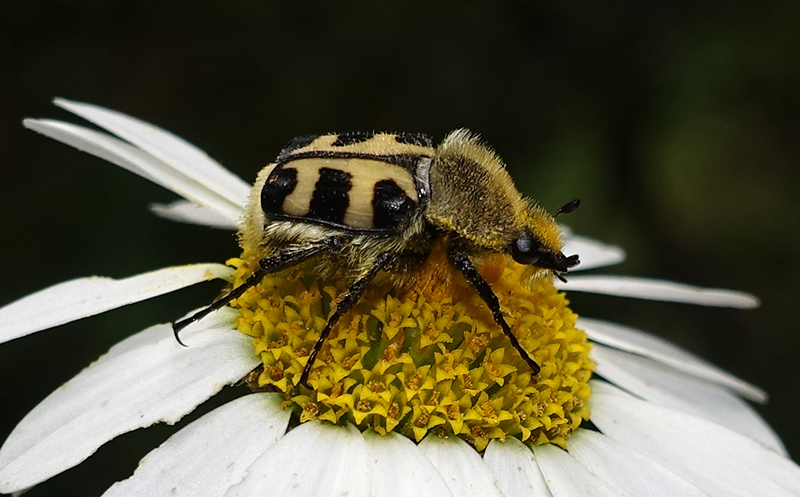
230 246 593 450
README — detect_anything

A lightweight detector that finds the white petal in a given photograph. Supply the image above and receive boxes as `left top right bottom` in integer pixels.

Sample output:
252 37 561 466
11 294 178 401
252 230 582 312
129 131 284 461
23 118 244 224
103 393 291 497
567 430 709 496
558 275 760 308
0 310 258 494
226 422 370 497
54 98 251 210
362 430 452 497
592 344 786 454
418 435 503 497
590 381 800 497
561 234 626 271
580 317 767 402
0 263 232 345
533 443 621 497
484 437 552 497
150 200 240 229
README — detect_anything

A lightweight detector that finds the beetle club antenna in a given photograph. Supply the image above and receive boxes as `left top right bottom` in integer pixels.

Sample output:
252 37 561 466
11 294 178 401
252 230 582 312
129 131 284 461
555 198 580 218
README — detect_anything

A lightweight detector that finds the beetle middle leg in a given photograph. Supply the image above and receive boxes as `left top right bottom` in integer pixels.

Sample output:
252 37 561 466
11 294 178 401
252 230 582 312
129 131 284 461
447 241 541 375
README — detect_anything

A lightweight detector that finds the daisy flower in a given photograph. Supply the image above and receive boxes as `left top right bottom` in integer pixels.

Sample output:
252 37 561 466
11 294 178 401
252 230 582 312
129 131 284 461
1 99 798 496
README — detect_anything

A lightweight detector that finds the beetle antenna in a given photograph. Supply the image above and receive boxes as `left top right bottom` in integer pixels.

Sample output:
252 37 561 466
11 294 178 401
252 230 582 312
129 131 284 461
555 198 580 218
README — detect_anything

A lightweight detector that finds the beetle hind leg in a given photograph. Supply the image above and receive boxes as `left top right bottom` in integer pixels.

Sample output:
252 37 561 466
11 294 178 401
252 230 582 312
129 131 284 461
299 251 395 387
172 240 338 343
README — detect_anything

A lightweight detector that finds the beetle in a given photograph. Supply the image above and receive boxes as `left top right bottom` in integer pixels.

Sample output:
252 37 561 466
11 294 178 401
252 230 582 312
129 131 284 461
173 129 579 386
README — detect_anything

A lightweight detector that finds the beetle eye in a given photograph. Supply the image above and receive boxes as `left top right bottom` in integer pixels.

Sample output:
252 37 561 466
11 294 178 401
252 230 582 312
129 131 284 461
511 235 540 265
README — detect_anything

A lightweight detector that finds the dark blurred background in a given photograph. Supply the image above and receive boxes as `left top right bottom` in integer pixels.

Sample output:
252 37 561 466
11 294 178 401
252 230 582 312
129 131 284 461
1 2 798 495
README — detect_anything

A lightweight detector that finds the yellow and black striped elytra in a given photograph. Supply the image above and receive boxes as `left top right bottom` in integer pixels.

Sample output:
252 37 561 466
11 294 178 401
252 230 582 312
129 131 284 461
173 129 580 387
262 132 431 233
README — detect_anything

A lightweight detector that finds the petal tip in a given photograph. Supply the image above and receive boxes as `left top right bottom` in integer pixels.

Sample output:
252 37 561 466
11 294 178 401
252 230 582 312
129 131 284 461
742 294 761 309
53 96 79 110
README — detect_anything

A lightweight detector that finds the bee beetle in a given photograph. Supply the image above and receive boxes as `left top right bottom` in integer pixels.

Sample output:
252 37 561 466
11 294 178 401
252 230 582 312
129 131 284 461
173 129 580 386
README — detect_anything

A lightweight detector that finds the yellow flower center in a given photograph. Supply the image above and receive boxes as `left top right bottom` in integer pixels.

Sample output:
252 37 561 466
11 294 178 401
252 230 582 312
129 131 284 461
228 245 593 450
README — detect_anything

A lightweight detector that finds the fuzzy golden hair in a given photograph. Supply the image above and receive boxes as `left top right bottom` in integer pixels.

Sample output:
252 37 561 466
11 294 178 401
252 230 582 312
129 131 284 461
426 129 563 256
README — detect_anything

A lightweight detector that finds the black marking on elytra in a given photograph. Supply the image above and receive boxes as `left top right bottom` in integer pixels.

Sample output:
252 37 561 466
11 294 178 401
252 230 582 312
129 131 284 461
308 167 352 225
332 131 375 147
394 132 433 148
277 135 319 160
262 166 298 216
277 150 430 170
372 179 417 230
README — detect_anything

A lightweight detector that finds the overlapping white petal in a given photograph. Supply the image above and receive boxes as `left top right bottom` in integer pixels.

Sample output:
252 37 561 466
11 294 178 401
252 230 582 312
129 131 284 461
54 98 251 212
151 199 241 229
591 381 800 497
484 437 552 497
580 317 767 402
0 263 232 345
560 275 760 308
0 309 258 494
226 422 370 497
592 344 785 453
533 442 620 496
561 234 626 271
24 118 245 225
361 430 451 497
418 435 502 497
103 393 290 497
566 430 708 496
